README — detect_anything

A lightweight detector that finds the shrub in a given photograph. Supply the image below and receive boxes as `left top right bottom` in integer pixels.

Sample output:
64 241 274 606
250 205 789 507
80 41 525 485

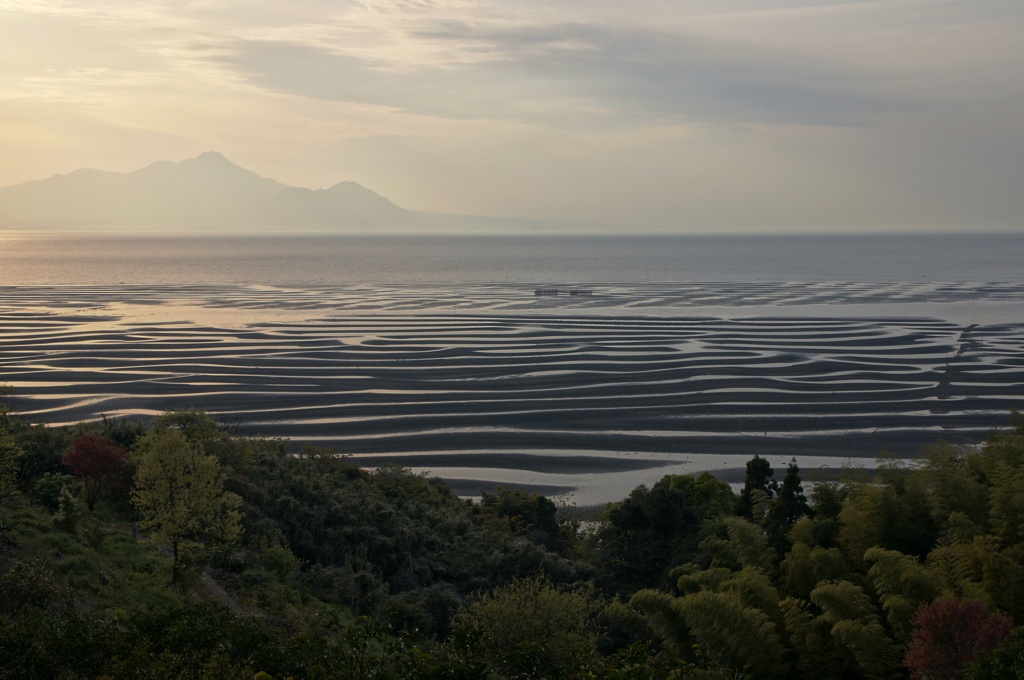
905 598 1013 679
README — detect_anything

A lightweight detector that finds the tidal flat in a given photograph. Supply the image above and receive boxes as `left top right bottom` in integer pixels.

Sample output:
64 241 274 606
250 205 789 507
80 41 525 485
2 281 1023 504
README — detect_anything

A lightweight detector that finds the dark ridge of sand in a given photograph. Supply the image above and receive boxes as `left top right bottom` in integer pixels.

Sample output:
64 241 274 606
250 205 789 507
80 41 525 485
291 429 975 460
433 479 578 498
347 452 681 474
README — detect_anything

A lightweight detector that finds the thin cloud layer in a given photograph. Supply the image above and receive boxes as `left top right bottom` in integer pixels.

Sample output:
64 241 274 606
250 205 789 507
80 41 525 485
225 22 893 126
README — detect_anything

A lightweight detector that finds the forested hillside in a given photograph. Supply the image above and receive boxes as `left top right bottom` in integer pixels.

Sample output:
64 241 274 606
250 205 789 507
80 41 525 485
1 385 1023 678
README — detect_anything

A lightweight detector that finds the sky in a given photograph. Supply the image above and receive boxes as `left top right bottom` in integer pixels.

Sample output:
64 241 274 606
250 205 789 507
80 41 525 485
1 0 1022 233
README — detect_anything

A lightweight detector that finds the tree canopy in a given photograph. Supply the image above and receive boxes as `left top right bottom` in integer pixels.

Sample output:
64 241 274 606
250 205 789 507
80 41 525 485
132 429 242 582
3 405 1024 678
62 434 129 510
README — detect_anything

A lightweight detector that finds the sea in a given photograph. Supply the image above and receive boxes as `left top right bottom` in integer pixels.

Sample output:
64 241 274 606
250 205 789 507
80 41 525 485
2 231 1024 504
3 231 1024 287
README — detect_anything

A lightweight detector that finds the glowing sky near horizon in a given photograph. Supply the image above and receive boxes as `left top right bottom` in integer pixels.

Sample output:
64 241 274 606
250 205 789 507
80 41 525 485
1 0 1021 232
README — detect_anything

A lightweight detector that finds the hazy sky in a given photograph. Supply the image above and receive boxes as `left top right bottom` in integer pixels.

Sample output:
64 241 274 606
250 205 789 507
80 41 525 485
1 0 1021 232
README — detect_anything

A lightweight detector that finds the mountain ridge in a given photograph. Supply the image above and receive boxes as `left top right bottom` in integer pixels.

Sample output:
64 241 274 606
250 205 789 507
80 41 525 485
0 152 497 233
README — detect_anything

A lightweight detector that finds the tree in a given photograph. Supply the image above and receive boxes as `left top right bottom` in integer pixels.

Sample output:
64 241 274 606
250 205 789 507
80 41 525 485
150 408 252 469
631 588 788 678
810 580 903 678
905 599 1013 679
810 481 847 521
766 458 811 552
779 541 848 600
698 517 777 574
0 386 24 539
452 576 602 678
62 434 129 511
480 486 559 537
597 480 701 590
966 628 1024 678
918 441 989 530
151 408 222 447
100 415 148 452
838 482 937 568
781 596 856 679
12 421 72 488
132 430 242 583
864 547 940 644
52 484 79 533
661 472 737 521
988 465 1024 547
737 455 776 519
596 473 735 591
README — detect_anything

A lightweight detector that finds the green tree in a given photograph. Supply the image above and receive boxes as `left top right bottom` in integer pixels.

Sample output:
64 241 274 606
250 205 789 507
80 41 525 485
698 516 777 574
981 409 1024 470
766 458 811 553
917 441 989 531
151 408 222 447
632 588 788 679
132 430 243 583
966 628 1024 678
0 387 24 539
151 407 253 469
662 472 737 520
52 484 79 533
972 535 1024 624
595 473 734 591
864 547 940 644
480 486 561 546
810 481 848 521
452 575 602 678
11 421 72 489
780 596 857 680
737 455 777 519
779 540 849 600
810 580 903 679
988 465 1024 547
839 482 937 568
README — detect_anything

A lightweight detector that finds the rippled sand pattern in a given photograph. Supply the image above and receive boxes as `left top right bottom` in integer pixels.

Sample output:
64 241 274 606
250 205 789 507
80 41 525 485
2 283 1023 502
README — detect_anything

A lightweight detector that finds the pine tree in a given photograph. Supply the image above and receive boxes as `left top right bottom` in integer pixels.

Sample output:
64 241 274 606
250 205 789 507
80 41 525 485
767 458 811 552
737 455 777 519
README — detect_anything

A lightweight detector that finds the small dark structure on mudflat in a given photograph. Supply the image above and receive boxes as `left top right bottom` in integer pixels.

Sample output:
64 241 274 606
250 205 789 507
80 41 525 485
534 288 594 296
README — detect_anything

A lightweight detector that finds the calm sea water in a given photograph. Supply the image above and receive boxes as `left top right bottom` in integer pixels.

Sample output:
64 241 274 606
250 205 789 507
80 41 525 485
2 232 1024 286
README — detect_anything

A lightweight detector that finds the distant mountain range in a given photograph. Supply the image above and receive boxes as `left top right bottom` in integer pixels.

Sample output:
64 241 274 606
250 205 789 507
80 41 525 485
0 152 579 233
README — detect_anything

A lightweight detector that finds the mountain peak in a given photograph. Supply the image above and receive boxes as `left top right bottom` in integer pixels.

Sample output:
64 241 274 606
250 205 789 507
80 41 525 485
184 151 236 167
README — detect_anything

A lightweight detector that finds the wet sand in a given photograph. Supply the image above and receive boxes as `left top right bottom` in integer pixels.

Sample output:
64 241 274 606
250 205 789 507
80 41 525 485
2 283 1023 504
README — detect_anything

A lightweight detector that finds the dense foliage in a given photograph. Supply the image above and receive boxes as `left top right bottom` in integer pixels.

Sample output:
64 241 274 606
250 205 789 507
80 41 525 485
1 389 1023 678
62 434 130 511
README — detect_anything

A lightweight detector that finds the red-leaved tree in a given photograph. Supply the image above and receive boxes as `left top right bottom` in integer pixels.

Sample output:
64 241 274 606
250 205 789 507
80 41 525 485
62 434 130 511
905 598 1013 679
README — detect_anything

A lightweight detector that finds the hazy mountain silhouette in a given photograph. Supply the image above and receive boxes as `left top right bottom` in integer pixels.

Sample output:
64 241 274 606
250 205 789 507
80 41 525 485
0 152 576 233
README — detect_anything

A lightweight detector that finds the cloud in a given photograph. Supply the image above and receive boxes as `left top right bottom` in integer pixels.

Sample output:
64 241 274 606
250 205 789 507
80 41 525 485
222 21 894 127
